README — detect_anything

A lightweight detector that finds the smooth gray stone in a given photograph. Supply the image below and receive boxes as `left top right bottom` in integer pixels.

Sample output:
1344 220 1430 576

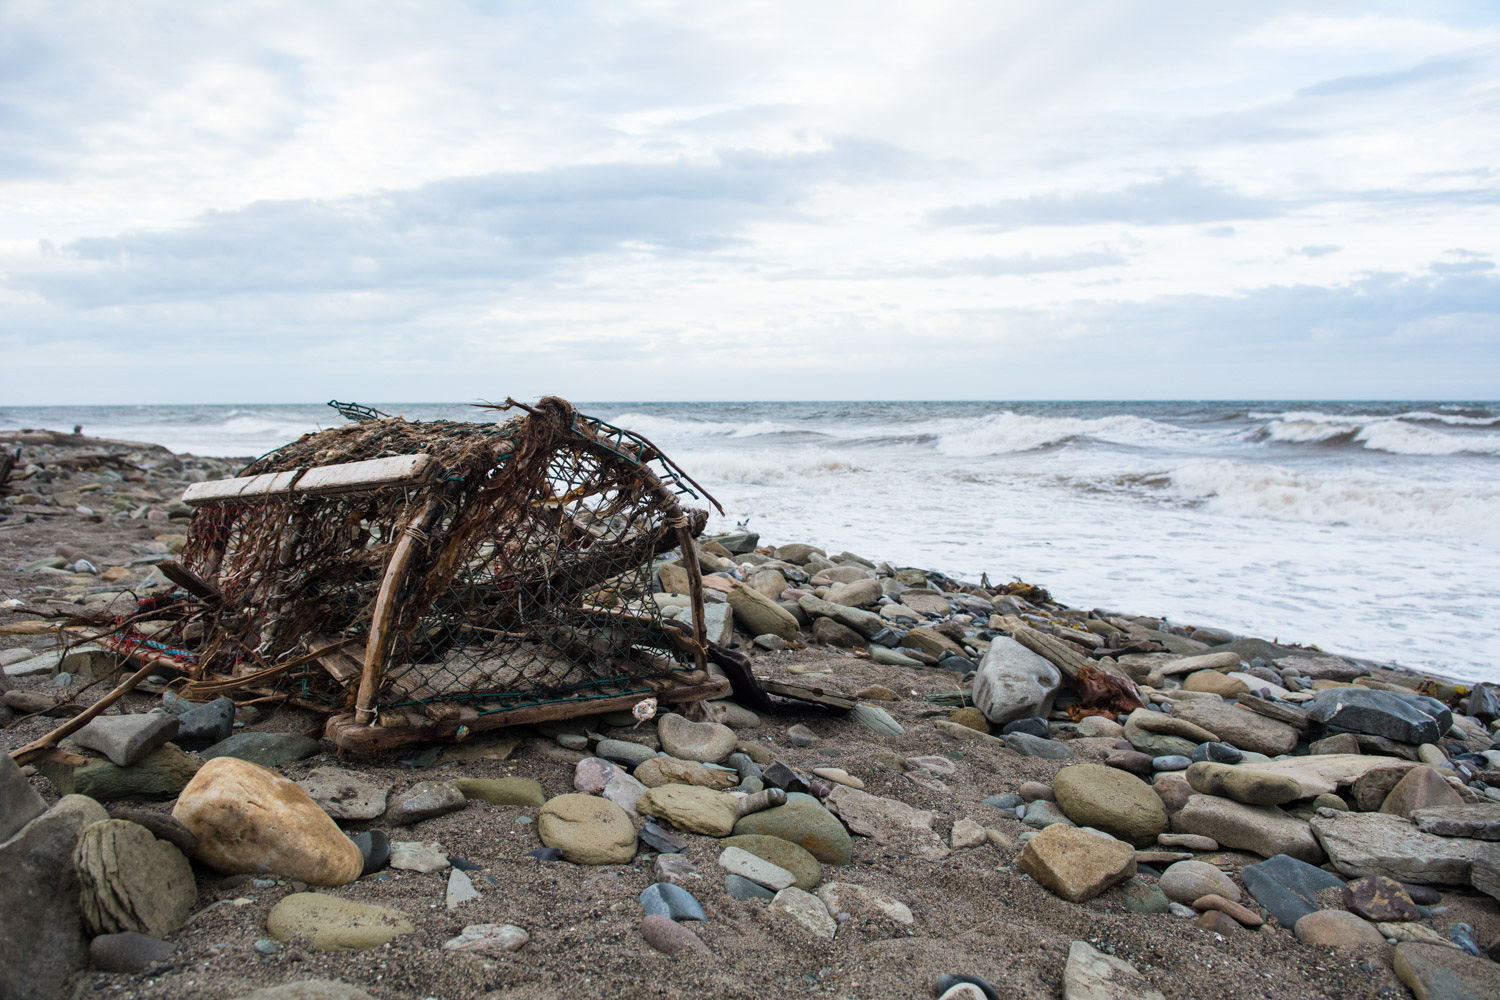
1001 717 1050 739
199 732 320 768
1241 853 1345 928
851 703 904 737
73 713 180 767
89 932 173 972
1003 732 1074 760
725 873 775 901
983 793 1024 811
639 882 707 921
0 752 48 843
1152 755 1191 771
0 795 110 999
595 739 657 766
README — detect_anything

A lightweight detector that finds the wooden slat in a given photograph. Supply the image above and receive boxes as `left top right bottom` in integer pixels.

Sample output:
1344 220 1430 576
182 470 301 506
292 454 433 495
181 454 435 507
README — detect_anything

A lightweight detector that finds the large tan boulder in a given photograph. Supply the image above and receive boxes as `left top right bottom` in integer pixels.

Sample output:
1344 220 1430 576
172 757 363 886
726 583 801 640
537 794 638 864
1052 764 1168 847
637 784 739 837
1016 825 1136 902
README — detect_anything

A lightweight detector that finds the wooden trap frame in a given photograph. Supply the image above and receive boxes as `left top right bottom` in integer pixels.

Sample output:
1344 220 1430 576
126 397 730 752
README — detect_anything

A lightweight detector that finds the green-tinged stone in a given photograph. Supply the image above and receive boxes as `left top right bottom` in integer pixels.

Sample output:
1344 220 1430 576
452 777 545 807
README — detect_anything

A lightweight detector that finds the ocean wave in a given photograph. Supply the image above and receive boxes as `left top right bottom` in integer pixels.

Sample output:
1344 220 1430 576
686 448 864 485
935 411 1187 456
608 412 804 439
1157 458 1500 541
1253 411 1500 456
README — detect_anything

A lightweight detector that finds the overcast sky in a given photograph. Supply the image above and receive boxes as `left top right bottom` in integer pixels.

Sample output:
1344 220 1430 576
2 1 1497 403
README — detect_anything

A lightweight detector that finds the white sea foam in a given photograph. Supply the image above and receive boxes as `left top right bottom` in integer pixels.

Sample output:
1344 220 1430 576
1160 458 1500 541
935 411 1186 456
1263 419 1356 443
687 448 864 484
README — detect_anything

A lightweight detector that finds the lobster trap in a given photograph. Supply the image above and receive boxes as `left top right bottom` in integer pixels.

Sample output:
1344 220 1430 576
141 397 729 751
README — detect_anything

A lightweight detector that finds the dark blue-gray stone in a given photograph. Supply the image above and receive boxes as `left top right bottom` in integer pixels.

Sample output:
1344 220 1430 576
868 628 902 648
1001 717 1049 739
725 873 774 901
1304 688 1450 745
1192 741 1243 764
762 762 809 794
1469 684 1500 724
351 830 389 876
173 697 235 750
640 823 688 854
1241 854 1345 928
1450 923 1482 956
448 856 482 871
199 732 320 768
1003 732 1073 760
639 882 707 921
982 792 1024 811
526 848 565 861
938 652 977 673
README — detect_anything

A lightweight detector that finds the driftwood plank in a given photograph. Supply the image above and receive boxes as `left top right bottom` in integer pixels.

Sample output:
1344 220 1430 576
181 470 302 506
181 454 435 507
292 454 433 495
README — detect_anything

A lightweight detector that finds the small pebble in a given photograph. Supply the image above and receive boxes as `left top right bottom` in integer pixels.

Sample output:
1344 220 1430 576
1152 755 1192 771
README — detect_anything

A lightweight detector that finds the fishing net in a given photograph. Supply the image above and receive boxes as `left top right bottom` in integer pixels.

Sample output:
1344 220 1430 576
133 397 726 750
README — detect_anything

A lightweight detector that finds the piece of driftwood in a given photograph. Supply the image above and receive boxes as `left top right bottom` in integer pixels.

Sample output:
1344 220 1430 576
156 560 220 601
326 673 730 751
756 678 858 710
180 454 438 508
355 497 444 725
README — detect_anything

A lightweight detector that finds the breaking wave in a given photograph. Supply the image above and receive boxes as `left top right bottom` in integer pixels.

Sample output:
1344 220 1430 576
1156 458 1500 541
934 411 1187 456
1255 411 1500 456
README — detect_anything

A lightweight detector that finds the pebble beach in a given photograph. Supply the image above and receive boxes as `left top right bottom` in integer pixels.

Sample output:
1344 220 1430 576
2 428 1498 1000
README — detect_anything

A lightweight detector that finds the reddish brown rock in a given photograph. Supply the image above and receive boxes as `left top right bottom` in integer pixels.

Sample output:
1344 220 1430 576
1342 875 1421 922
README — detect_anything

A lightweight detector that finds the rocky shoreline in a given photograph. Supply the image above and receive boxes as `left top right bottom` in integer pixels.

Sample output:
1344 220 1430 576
1 429 1498 1000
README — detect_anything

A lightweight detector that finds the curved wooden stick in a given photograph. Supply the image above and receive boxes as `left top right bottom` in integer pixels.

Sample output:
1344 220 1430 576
354 498 444 725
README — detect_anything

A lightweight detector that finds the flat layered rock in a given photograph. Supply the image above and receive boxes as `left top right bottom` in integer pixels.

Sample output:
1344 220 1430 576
1226 754 1409 800
1170 701 1298 756
825 784 949 861
1393 942 1500 1000
1310 811 1478 885
1173 794 1322 863
1063 940 1167 1000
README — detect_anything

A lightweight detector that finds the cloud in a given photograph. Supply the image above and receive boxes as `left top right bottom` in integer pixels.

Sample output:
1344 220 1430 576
17 138 919 307
1296 50 1488 98
1289 245 1340 257
928 171 1280 231
937 250 1129 276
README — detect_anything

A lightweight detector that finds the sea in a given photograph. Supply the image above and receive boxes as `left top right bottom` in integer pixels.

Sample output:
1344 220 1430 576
4 400 1498 684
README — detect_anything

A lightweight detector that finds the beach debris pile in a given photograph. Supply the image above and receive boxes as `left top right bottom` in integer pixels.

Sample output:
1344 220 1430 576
9 398 741 758
1 425 1498 999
